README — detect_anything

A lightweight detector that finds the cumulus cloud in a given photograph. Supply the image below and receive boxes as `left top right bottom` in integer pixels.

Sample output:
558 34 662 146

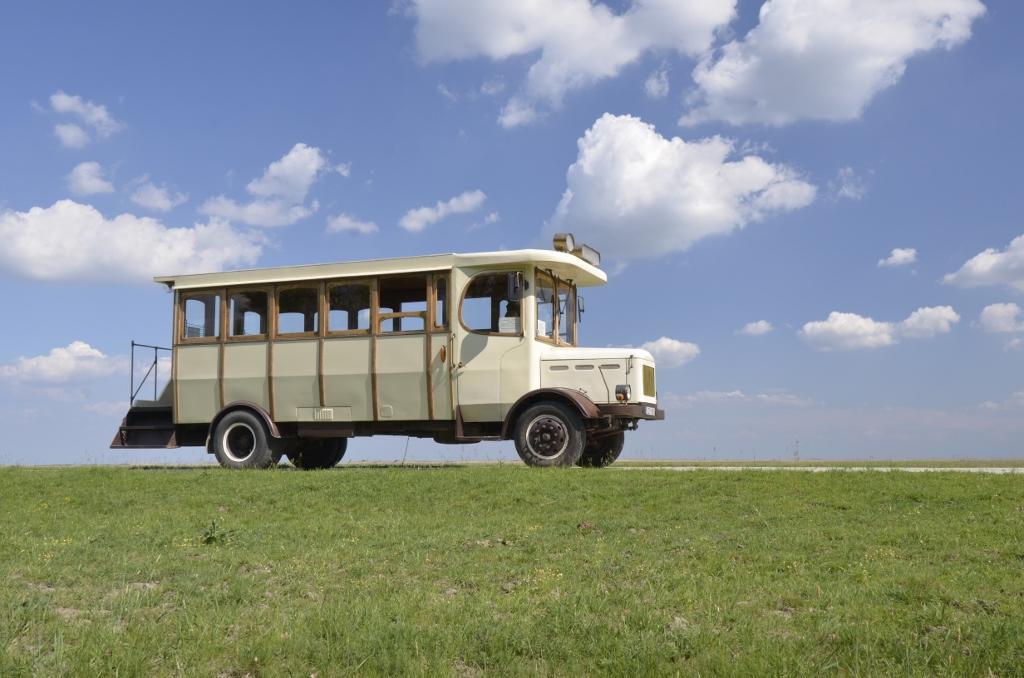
200 143 327 227
54 123 89 149
801 306 959 351
898 305 960 338
498 98 540 129
643 66 670 99
408 0 735 124
944 234 1024 292
640 336 701 368
399 189 487 232
978 303 1024 334
878 247 917 268
739 320 773 336
549 114 816 260
327 213 379 235
682 0 986 126
0 200 263 283
0 341 125 383
49 91 123 146
67 161 114 195
130 182 188 212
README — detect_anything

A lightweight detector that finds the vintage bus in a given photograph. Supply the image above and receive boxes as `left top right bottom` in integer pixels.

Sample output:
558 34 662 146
111 234 663 468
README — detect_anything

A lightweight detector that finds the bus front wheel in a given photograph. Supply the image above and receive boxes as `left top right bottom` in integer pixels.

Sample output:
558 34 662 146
513 401 585 467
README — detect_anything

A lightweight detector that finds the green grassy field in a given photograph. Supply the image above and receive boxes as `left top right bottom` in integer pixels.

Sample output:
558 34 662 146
2 466 1022 676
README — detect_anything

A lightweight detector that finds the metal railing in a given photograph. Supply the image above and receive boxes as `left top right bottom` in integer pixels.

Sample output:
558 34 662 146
130 341 171 407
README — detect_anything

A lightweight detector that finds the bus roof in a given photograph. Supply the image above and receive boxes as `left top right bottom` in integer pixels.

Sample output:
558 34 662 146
154 249 608 291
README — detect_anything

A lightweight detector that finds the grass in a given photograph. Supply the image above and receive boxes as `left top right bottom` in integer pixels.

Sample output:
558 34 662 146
1 466 1022 676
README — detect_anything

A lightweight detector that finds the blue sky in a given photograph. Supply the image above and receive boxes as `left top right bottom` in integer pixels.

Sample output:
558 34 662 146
1 0 1023 464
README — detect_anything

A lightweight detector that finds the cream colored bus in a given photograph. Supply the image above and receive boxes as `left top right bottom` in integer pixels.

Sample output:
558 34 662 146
111 234 663 468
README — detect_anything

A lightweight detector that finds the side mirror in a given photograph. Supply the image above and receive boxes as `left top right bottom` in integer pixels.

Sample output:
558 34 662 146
577 295 585 322
508 271 525 301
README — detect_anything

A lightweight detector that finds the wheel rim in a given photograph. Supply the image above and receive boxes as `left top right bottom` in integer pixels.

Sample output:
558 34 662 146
222 423 256 462
526 414 569 459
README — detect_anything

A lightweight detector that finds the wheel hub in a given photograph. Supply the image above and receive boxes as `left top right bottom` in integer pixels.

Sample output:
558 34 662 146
527 416 568 459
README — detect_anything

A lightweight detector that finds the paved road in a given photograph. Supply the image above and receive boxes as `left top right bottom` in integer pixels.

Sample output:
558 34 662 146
615 466 1024 474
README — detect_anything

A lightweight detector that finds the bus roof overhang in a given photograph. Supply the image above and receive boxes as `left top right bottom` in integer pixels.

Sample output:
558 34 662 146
154 248 607 291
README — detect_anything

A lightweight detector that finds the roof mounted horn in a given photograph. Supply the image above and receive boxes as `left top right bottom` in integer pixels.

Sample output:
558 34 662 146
553 232 601 267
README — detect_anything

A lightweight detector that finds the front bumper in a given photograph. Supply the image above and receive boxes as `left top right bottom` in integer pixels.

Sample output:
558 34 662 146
596 403 665 420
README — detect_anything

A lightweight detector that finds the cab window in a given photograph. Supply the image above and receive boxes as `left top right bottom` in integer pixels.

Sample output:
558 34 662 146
228 290 268 338
327 282 371 333
461 271 523 334
558 281 576 345
535 273 556 342
181 292 220 341
277 286 319 336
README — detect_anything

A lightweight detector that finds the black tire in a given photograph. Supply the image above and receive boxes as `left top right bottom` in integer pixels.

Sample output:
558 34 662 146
212 410 277 470
288 438 347 470
578 431 625 468
513 401 586 467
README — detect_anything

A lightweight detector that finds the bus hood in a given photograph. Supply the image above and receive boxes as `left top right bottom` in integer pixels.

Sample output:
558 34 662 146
539 346 657 404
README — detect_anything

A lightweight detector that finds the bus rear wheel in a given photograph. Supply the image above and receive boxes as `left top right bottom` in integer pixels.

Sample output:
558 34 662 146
288 438 347 470
212 411 277 470
578 431 624 468
513 401 585 467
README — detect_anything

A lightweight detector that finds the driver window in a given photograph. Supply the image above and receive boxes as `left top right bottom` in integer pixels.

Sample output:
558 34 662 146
461 272 523 334
535 273 556 342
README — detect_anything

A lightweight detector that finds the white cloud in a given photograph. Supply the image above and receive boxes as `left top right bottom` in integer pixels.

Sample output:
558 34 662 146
67 161 114 196
0 341 125 383
399 189 487 232
130 182 188 212
682 0 986 126
831 166 867 201
739 320 773 336
336 162 352 178
549 113 815 260
640 336 701 368
978 303 1024 334
480 78 505 96
437 83 458 102
327 213 379 235
878 247 917 268
409 0 735 124
1005 338 1024 352
643 66 670 99
944 234 1024 292
668 389 811 408
801 306 959 350
54 123 89 148
801 312 895 351
898 305 959 338
50 91 123 136
497 97 540 129
200 143 327 227
0 200 263 283
469 211 500 230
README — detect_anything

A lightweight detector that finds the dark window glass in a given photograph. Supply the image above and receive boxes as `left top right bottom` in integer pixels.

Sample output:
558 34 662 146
379 275 427 333
278 287 319 335
228 290 268 337
328 283 371 332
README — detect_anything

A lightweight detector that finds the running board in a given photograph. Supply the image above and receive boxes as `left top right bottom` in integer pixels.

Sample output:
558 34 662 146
110 406 179 449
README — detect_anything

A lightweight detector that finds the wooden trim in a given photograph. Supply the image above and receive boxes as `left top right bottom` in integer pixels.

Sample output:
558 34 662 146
432 274 449 331
218 288 227 410
318 281 326 408
370 279 379 422
172 290 180 425
267 287 276 422
225 286 272 342
425 276 435 420
456 269 526 338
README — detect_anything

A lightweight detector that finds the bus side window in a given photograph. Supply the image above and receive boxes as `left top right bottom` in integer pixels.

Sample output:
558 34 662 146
182 292 220 340
328 282 372 333
278 286 319 336
228 290 268 338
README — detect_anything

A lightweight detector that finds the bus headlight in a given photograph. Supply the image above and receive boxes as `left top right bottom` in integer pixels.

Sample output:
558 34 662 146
615 385 631 402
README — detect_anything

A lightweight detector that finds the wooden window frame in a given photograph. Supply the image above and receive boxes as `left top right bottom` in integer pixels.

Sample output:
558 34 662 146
430 273 449 331
225 286 273 344
458 270 527 338
325 278 375 337
534 269 559 346
274 282 323 341
557 279 577 347
376 273 430 337
177 288 223 345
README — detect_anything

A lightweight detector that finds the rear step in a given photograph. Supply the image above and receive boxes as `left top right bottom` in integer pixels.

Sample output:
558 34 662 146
110 406 178 449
